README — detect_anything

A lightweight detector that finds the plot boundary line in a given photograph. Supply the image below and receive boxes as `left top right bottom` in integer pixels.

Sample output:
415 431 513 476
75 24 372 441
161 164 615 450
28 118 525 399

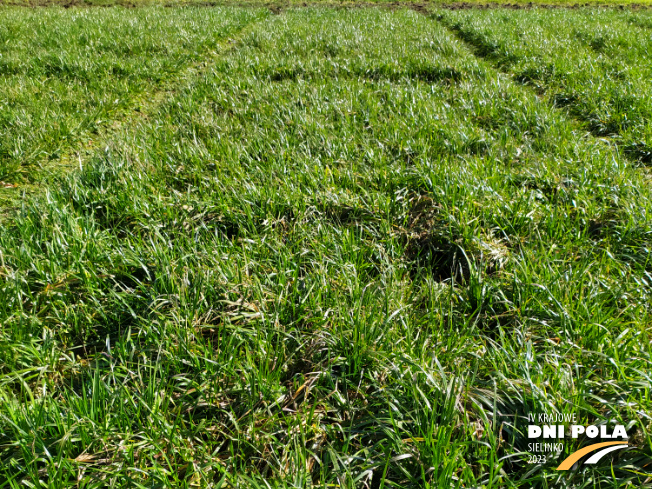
433 12 648 168
0 9 270 223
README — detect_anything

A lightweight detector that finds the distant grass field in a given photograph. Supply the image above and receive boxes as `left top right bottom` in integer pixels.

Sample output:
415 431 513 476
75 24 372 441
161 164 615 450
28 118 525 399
0 7 264 184
440 8 652 162
3 0 652 7
1 4 652 488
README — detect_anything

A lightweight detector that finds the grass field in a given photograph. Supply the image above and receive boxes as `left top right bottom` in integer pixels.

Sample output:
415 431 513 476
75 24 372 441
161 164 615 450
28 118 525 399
0 7 264 185
3 0 652 7
440 8 652 162
1 4 652 488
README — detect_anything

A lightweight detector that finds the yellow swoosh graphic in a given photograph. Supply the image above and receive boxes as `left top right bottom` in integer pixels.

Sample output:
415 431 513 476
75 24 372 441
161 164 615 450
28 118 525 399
556 441 628 470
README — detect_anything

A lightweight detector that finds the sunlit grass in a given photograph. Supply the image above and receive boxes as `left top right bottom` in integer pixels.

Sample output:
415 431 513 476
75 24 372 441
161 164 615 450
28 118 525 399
0 6 265 183
0 5 651 488
440 7 652 163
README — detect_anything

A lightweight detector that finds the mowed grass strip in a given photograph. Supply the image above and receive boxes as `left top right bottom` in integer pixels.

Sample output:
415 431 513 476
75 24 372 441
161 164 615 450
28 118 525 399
0 6 266 186
1 6 652 488
438 8 652 164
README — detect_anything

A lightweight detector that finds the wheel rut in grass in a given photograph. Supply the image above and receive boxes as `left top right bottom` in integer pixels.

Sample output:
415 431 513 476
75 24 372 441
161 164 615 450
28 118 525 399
435 13 652 166
0 10 269 224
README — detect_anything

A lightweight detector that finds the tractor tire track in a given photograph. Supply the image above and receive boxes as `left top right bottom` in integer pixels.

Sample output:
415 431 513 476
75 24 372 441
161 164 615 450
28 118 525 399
0 10 270 223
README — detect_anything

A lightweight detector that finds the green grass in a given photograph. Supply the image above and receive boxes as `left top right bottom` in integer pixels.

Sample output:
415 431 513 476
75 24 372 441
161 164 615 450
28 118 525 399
439 8 652 163
3 0 652 7
0 6 265 185
1 5 652 488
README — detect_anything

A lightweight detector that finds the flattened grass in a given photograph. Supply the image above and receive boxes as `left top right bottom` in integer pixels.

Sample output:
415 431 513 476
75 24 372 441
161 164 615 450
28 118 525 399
0 6 265 185
1 5 652 488
440 8 652 162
